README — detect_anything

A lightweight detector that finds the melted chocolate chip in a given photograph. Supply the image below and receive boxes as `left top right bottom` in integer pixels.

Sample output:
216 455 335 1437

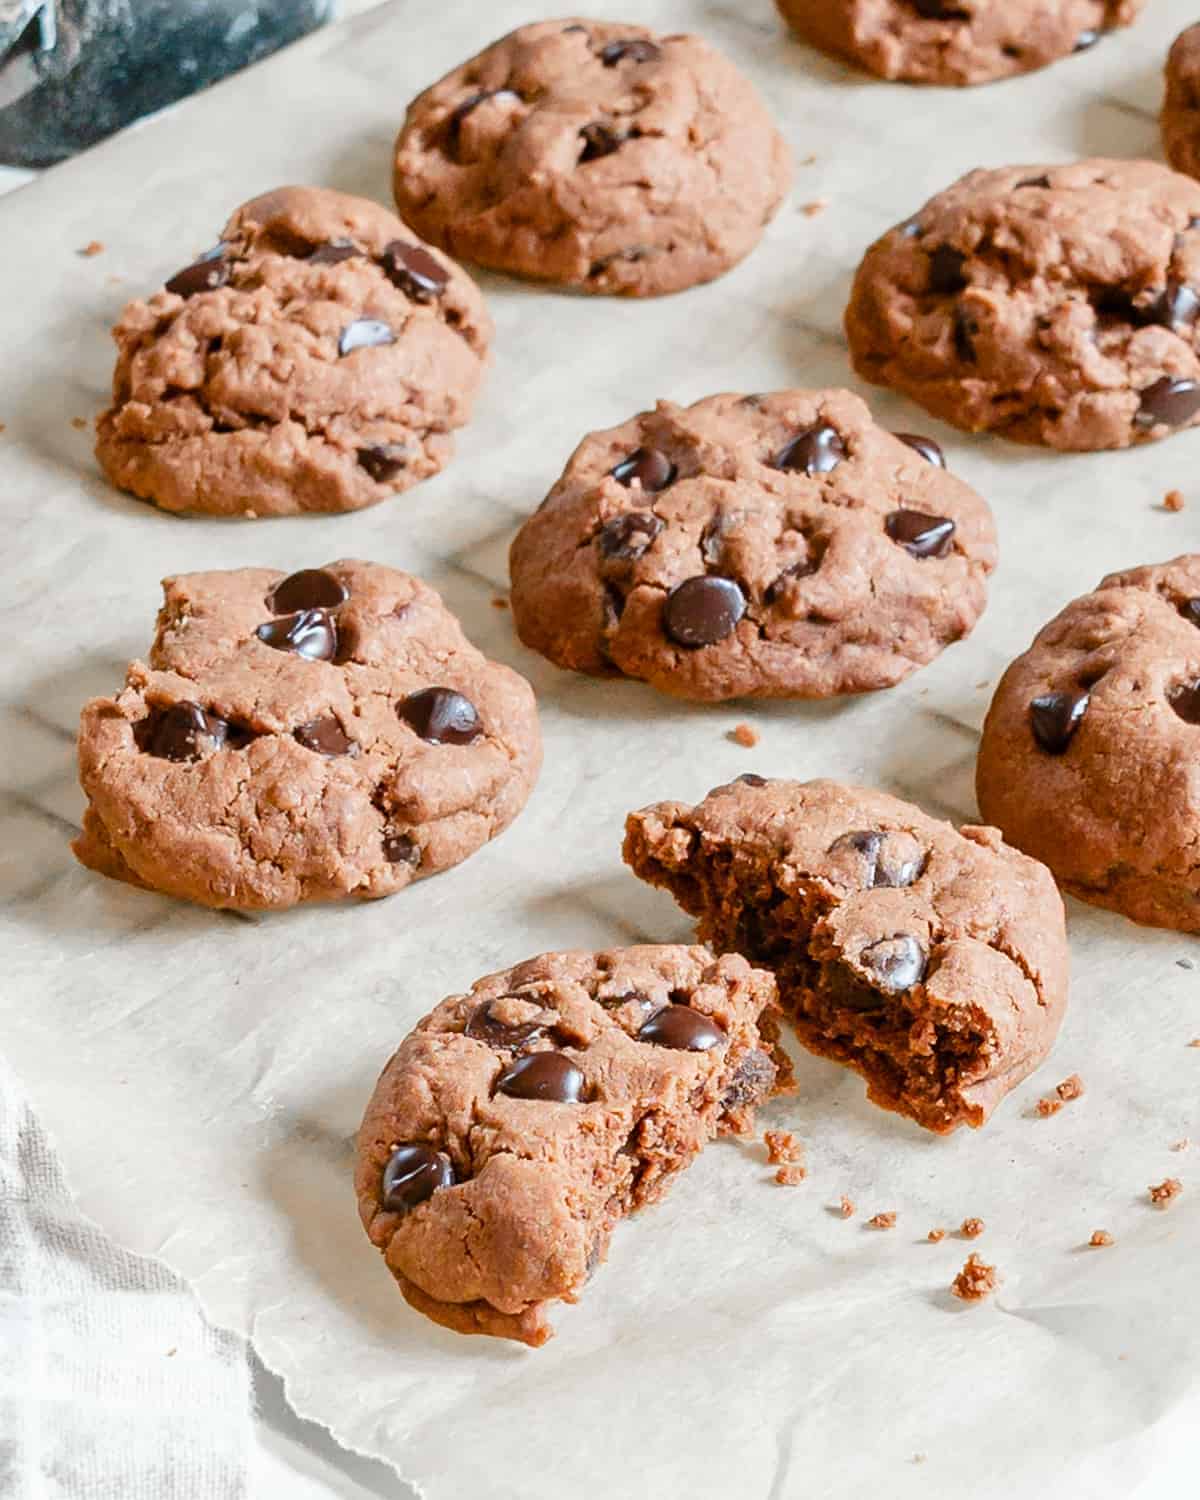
738 773 768 787
1074 28 1100 50
773 423 846 475
444 89 520 155
381 1143 454 1214
829 830 924 889
495 1052 586 1103
928 246 968 295
338 320 395 357
893 432 946 467
465 1000 547 1050
1180 598 1200 628
764 558 818 604
599 510 663 559
383 833 420 866
663 576 746 647
381 240 449 302
397 687 482 744
579 123 623 162
134 702 232 762
898 217 922 239
637 1004 727 1052
357 445 409 483
269 568 347 614
600 38 661 65
1030 690 1089 753
953 306 979 363
1169 682 1200 724
912 0 970 15
255 609 337 661
294 717 355 756
1153 282 1200 330
859 935 927 993
307 239 359 265
611 447 676 491
165 248 230 298
885 510 955 559
599 990 657 1016
1016 174 1052 190
1135 377 1200 430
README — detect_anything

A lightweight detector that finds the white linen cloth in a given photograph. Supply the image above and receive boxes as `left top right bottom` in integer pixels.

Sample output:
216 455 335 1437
0 1052 251 1499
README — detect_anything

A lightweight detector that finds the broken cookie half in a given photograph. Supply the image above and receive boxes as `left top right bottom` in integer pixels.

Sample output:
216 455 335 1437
624 777 1069 1134
356 946 788 1346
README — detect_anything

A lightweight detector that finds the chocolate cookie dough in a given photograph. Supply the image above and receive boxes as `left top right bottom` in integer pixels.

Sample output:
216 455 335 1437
95 186 491 516
391 19 791 297
977 554 1200 931
73 561 540 909
625 778 1069 1132
776 0 1145 87
355 946 786 1345
508 388 996 701
1164 24 1200 181
846 159 1200 450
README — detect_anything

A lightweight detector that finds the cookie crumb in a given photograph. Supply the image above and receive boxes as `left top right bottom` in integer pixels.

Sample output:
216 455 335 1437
775 1164 806 1187
764 1129 803 1165
951 1253 998 1302
1171 1138 1190 1152
867 1211 897 1230
799 153 818 166
1056 1074 1085 1102
1149 1177 1183 1209
911 1454 927 1466
927 1227 946 1243
960 1217 985 1239
491 596 509 610
1036 1095 1064 1117
70 417 88 431
0 422 6 434
1089 1229 1115 1248
1190 1039 1200 1048
1163 489 1185 512
729 723 759 748
79 240 105 257
802 198 828 217
838 1195 856 1219
1176 957 1194 970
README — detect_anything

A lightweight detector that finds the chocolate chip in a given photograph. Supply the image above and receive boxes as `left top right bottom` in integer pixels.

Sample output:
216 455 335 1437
383 833 420 866
397 687 482 744
307 239 359 265
465 1000 547 1050
134 702 232 761
1150 282 1200 330
495 1052 585 1103
898 217 922 239
165 246 230 297
912 0 970 15
885 510 955 559
599 990 656 1015
738 772 768 786
444 90 520 155
828 830 924 889
338 320 395 357
764 558 817 604
720 1048 776 1110
860 935 927 993
269 568 347 614
663 576 746 647
1015 174 1052 190
381 240 449 302
1169 682 1200 724
700 512 730 567
294 717 355 756
893 432 946 467
579 123 623 162
1074 28 1100 50
637 1004 727 1052
1136 377 1200 430
381 1143 454 1215
953 306 978 362
255 609 337 661
602 582 626 630
773 423 846 475
611 447 676 491
600 38 661 65
1180 598 1200 628
928 246 968 295
1030 690 1089 753
357 445 409 483
599 510 663 560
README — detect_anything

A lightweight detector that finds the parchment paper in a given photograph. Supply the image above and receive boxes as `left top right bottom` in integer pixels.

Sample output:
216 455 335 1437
2 2 1198 1495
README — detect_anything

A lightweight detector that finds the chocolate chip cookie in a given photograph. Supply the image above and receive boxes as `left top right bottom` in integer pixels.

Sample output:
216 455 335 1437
508 389 997 702
776 0 1145 87
625 778 1069 1133
355 946 786 1346
391 20 791 297
977 555 1200 931
73 561 540 909
95 186 491 516
1164 24 1200 181
846 159 1200 450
